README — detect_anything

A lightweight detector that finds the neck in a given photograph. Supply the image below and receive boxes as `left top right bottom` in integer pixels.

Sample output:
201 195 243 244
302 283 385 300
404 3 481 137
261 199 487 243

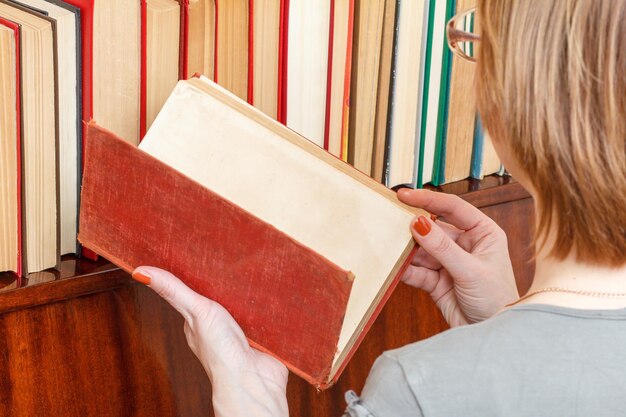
521 248 626 309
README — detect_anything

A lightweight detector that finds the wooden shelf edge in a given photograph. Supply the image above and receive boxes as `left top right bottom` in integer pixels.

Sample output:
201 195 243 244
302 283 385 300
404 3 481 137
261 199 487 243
435 175 532 208
0 268 129 315
459 181 531 208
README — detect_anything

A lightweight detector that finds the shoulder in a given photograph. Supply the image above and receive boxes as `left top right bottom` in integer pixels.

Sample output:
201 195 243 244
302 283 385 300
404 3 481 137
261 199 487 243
357 305 626 416
363 308 542 414
355 309 526 416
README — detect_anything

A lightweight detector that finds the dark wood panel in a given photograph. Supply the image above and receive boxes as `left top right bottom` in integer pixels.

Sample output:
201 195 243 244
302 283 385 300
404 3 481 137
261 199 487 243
481 198 536 295
0 280 212 417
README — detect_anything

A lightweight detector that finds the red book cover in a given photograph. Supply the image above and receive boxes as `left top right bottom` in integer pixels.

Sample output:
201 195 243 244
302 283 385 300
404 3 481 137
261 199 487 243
0 17 22 277
140 0 147 139
178 0 189 80
276 0 288 124
79 122 354 387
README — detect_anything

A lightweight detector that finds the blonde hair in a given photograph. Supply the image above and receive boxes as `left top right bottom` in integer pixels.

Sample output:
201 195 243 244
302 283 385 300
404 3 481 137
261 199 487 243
476 0 626 267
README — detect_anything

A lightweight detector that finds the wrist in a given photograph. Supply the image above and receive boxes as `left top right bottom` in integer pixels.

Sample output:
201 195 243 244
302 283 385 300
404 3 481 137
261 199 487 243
210 370 288 417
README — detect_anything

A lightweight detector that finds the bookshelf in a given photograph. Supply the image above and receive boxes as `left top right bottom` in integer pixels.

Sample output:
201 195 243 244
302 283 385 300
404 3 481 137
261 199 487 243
0 176 534 417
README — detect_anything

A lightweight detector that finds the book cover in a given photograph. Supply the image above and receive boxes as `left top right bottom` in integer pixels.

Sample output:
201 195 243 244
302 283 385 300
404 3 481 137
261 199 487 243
0 17 22 276
45 0 83 255
1 0 60 272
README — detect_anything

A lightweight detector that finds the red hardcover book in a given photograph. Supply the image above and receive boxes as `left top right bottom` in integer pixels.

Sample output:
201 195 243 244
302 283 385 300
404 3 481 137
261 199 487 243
79 77 421 387
178 0 189 79
0 17 22 277
276 0 288 124
140 0 147 139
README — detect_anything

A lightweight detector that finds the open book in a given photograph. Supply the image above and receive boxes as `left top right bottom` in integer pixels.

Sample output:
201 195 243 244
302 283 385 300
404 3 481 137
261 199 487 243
79 76 425 388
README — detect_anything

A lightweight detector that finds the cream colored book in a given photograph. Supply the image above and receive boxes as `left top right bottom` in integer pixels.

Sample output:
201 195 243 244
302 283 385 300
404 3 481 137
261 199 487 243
443 0 477 184
93 0 141 144
286 0 331 146
216 0 248 100
186 0 215 79
0 2 57 273
252 0 280 119
18 0 80 255
146 0 180 129
371 0 397 182
386 0 429 187
348 0 384 170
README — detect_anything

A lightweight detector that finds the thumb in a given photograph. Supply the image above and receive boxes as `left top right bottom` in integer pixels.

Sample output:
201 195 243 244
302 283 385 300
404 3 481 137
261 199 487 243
133 266 209 323
410 216 476 280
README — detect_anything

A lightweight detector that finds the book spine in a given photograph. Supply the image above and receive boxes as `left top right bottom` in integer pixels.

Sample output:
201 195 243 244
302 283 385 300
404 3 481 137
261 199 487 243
213 0 219 83
277 0 289 124
0 18 23 276
140 0 147 139
248 0 254 104
416 0 436 188
382 0 402 187
469 114 484 179
431 0 455 186
340 0 354 162
323 0 335 151
180 0 190 79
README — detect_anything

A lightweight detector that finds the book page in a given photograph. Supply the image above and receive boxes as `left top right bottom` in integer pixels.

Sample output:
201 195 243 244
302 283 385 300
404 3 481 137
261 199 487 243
140 80 417 366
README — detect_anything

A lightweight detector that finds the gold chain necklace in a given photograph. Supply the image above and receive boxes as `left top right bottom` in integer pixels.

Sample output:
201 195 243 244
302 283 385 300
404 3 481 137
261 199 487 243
506 287 626 307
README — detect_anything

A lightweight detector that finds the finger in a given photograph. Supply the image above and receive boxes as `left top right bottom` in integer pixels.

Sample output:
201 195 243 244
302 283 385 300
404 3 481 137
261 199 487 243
436 219 463 241
133 266 210 323
410 216 478 280
409 221 463 270
397 188 486 231
410 247 442 270
402 265 453 300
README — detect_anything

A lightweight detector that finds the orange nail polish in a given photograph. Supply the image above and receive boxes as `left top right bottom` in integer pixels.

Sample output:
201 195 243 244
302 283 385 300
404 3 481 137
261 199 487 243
413 216 431 236
132 271 151 285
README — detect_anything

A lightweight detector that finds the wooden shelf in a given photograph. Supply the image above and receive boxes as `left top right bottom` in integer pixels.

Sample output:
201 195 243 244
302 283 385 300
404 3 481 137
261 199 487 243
0 255 123 314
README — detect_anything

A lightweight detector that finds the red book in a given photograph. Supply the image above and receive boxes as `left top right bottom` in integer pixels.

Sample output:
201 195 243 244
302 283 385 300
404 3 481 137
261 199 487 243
79 77 421 387
0 17 22 277
323 0 354 158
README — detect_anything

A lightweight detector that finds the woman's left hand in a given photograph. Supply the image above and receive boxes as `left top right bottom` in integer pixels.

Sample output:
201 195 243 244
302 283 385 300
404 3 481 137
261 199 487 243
132 266 289 417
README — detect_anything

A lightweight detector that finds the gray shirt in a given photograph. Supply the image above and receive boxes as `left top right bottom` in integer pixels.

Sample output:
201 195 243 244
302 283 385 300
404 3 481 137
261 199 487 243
344 304 626 417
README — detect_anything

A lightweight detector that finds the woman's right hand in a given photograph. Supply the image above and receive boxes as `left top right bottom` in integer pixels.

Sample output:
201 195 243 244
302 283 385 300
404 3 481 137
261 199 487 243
397 188 519 327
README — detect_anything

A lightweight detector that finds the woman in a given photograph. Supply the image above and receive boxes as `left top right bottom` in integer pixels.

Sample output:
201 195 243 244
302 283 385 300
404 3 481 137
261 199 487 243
131 0 626 415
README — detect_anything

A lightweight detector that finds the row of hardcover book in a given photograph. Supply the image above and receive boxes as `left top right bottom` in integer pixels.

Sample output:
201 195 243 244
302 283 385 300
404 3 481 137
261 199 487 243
0 0 503 276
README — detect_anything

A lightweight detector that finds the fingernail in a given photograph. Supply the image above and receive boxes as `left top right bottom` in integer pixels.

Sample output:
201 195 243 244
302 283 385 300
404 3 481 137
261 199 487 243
132 271 151 285
412 216 431 236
